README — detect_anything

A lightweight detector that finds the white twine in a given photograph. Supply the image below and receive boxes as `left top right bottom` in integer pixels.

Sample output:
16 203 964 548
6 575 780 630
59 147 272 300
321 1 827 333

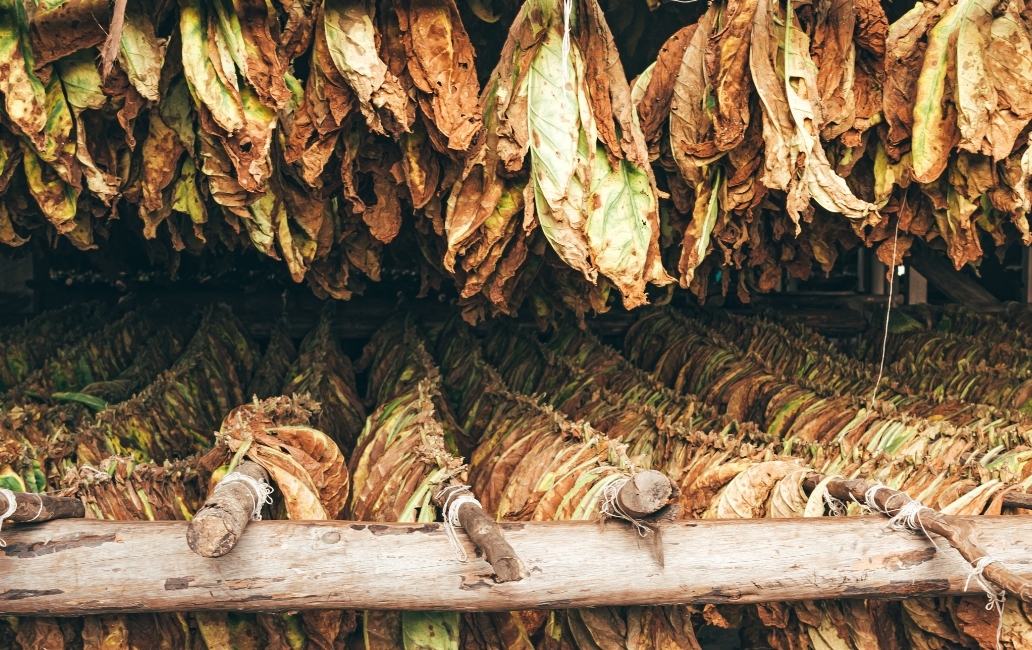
965 556 1006 650
822 490 846 517
26 494 43 522
0 488 19 548
439 485 480 562
215 473 273 521
598 477 652 537
864 484 946 554
869 212 901 409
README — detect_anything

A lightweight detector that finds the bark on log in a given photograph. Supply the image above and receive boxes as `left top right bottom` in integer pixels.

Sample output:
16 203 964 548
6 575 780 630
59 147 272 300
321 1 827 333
432 485 527 583
0 491 83 523
187 462 270 558
3 517 1032 614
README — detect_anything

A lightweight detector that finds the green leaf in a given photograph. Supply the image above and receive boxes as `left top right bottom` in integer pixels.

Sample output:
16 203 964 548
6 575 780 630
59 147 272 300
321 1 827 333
585 143 657 308
0 0 46 147
911 0 973 182
401 612 459 650
180 0 245 133
529 27 597 282
119 0 167 102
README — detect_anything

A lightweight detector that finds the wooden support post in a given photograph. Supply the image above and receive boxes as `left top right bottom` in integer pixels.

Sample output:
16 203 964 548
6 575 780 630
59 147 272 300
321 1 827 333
907 268 928 305
4 517 1032 614
187 462 270 558
0 491 84 523
908 240 1003 312
871 257 886 295
432 485 527 583
1024 247 1032 303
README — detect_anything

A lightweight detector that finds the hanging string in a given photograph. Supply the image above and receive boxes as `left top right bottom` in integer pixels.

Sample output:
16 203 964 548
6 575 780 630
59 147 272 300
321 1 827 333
869 204 902 410
439 485 480 562
215 472 274 521
965 556 1006 650
0 488 19 548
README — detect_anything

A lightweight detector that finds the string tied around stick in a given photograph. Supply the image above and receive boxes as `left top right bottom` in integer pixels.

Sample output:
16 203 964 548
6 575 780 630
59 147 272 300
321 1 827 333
439 485 480 562
0 488 19 548
965 556 1006 650
863 484 947 553
598 477 653 537
214 472 273 521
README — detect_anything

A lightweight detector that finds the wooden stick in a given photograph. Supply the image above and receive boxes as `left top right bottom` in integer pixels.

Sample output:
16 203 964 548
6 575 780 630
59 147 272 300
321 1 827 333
3 516 1032 614
187 462 271 558
432 485 527 583
0 491 84 523
803 473 1032 602
613 470 678 519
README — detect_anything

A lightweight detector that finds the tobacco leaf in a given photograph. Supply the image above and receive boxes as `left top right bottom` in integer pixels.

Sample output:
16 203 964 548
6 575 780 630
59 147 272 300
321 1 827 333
0 0 47 149
811 0 856 140
702 0 758 155
670 7 718 177
911 0 968 183
118 0 166 103
323 0 414 136
397 0 482 153
639 24 696 148
528 24 596 282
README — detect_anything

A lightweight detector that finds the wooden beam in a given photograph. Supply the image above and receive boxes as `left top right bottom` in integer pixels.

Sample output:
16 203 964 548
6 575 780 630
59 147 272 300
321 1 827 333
3 517 1032 615
908 241 1003 312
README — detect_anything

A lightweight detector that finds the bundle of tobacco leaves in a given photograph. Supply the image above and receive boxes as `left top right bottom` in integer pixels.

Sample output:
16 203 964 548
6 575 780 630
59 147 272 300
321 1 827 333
282 309 366 450
3 0 1032 316
0 301 112 393
246 321 298 400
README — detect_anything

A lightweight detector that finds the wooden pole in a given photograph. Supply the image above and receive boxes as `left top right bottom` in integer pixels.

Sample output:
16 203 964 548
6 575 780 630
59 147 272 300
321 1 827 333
3 517 1032 614
0 491 84 523
187 462 271 558
802 474 1032 601
432 485 527 583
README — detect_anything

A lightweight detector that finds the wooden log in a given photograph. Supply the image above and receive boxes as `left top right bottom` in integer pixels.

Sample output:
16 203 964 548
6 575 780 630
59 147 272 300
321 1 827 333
432 485 527 583
803 474 1032 601
186 462 271 558
0 491 83 523
3 517 1032 614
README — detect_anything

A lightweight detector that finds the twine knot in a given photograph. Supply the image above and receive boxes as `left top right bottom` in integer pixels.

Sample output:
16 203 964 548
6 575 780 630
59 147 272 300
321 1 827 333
439 485 480 562
215 472 273 521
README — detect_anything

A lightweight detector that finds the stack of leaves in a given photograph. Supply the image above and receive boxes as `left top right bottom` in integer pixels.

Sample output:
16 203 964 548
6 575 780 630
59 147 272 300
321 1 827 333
80 304 258 464
0 314 200 491
444 0 672 316
432 314 705 649
198 394 355 650
282 310 365 451
348 318 469 649
246 322 298 400
0 454 208 650
698 307 1032 427
1 308 157 404
0 301 110 392
624 308 1032 461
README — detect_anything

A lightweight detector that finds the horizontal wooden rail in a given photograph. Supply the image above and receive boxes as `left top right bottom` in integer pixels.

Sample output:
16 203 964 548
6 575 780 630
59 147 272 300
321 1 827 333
2 517 1031 615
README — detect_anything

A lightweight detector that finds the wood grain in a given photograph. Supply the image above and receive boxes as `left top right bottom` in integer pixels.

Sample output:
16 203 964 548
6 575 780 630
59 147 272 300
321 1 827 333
2 517 1032 614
